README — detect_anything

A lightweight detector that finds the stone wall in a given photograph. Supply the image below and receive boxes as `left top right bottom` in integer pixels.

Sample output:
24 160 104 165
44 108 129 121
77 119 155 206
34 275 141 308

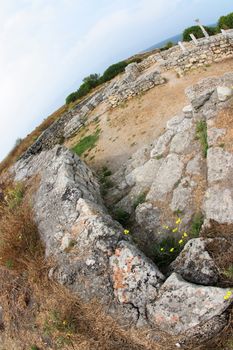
157 30 233 76
20 30 233 160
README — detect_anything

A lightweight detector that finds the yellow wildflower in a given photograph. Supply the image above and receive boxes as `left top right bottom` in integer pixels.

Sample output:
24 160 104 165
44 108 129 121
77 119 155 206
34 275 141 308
183 232 188 237
176 218 181 225
178 239 183 244
163 225 169 229
224 291 232 300
160 248 164 252
170 248 175 252
124 229 129 235
172 228 178 233
63 320 67 325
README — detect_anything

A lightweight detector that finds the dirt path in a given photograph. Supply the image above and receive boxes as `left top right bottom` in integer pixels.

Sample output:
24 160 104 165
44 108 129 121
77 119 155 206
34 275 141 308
65 58 233 172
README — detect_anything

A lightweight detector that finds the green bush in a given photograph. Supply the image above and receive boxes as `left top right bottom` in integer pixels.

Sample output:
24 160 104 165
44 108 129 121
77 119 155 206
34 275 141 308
183 25 216 41
66 92 79 104
218 12 233 30
101 61 128 82
133 192 147 209
114 208 130 226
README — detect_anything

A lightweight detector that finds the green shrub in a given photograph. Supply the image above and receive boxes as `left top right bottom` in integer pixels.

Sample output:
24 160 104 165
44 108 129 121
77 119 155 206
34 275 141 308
183 25 216 41
153 236 183 267
66 92 79 105
98 166 113 196
101 61 128 82
218 12 233 30
133 192 147 209
190 212 204 237
114 208 130 226
196 120 208 157
72 129 100 156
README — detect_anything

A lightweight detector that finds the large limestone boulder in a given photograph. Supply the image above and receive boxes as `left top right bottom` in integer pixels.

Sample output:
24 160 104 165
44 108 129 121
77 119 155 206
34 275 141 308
170 238 219 285
125 158 162 187
12 146 166 324
147 273 232 336
110 241 165 323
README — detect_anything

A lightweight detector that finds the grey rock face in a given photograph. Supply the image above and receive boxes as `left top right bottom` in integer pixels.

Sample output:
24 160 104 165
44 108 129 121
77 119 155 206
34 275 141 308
63 114 85 139
186 155 201 175
135 203 161 232
207 127 226 147
203 186 233 224
12 146 167 324
147 154 184 201
150 130 174 158
170 238 219 285
185 77 218 111
110 241 165 321
170 129 194 154
125 158 162 187
207 147 233 184
170 183 192 212
147 273 232 336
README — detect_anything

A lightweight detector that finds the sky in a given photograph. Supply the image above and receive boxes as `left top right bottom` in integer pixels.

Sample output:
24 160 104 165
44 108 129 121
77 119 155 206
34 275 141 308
0 0 233 161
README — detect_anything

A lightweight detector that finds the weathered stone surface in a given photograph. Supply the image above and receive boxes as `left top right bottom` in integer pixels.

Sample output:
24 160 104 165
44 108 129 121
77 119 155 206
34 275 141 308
217 86 233 102
13 146 123 305
170 238 219 285
150 130 174 158
185 77 218 110
203 185 233 223
125 159 162 187
147 273 232 336
170 129 194 154
147 154 184 201
125 146 151 174
170 183 192 212
186 155 201 175
63 114 85 139
110 241 165 320
135 203 161 232
166 115 184 130
207 127 226 147
207 147 233 184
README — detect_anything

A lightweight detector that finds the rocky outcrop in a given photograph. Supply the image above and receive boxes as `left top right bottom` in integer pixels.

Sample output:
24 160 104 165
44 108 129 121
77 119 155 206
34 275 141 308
10 70 233 348
170 238 219 285
147 273 231 336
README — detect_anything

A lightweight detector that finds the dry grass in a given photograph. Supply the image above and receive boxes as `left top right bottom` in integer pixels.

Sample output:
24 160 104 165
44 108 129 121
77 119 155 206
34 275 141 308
0 104 68 176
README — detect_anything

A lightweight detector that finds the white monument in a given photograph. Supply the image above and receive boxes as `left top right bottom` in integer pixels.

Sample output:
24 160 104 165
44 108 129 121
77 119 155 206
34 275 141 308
190 33 198 45
221 29 227 37
195 19 209 39
178 41 187 53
